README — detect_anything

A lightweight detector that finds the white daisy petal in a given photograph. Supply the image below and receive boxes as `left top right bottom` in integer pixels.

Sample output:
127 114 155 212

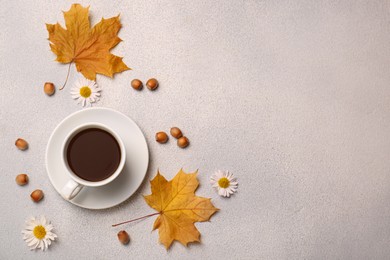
46 228 53 233
24 235 35 242
22 216 57 251
39 240 45 251
70 78 102 107
41 216 46 225
46 234 55 240
28 239 38 248
210 170 238 197
24 225 35 231
42 239 48 251
27 239 35 247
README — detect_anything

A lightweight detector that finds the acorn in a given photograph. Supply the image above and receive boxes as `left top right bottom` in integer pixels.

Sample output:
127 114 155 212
131 79 143 90
146 78 159 90
155 132 168 144
117 230 130 245
170 127 183 139
177 136 189 148
44 82 55 96
15 138 28 150
15 174 29 186
30 189 44 202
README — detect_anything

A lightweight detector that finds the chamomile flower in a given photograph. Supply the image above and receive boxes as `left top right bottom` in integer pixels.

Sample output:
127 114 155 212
210 170 238 197
22 216 57 251
71 78 101 107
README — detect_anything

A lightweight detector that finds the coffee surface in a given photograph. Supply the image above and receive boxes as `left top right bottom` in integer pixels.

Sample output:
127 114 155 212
66 128 121 182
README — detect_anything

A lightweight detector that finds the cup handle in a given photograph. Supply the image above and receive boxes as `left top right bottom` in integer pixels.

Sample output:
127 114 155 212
61 179 83 200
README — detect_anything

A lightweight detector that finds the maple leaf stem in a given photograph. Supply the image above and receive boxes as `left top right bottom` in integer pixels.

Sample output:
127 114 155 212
111 212 160 227
59 62 72 90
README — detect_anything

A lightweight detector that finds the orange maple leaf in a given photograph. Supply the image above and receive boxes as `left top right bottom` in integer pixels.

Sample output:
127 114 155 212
46 4 130 81
144 169 219 249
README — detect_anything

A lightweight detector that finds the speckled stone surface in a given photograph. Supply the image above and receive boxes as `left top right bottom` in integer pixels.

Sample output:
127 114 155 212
1 0 390 259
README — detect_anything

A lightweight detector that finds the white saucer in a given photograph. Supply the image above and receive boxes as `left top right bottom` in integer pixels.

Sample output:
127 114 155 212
45 107 149 209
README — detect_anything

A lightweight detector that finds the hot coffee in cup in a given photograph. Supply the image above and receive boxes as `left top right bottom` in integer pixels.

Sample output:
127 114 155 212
61 123 126 200
66 128 121 182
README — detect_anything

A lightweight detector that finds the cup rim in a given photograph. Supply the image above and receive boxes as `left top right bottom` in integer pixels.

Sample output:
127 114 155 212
62 122 126 187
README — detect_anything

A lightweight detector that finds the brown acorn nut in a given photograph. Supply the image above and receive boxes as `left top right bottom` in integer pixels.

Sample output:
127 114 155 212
146 78 159 91
15 138 28 150
117 230 130 245
155 132 169 144
15 174 29 186
177 136 189 148
170 127 183 139
131 79 143 90
44 82 55 96
30 189 44 202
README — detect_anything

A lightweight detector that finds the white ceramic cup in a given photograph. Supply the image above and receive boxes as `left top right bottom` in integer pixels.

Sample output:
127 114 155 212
60 122 126 200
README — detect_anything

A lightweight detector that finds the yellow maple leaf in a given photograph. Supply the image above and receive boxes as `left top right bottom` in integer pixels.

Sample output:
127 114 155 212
46 4 130 81
144 169 219 249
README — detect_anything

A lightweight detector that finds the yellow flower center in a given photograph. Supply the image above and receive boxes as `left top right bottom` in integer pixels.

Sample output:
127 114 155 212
218 177 230 188
79 86 92 98
33 225 46 240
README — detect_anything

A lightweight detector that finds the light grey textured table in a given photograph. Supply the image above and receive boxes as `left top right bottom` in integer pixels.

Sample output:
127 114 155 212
1 0 390 259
